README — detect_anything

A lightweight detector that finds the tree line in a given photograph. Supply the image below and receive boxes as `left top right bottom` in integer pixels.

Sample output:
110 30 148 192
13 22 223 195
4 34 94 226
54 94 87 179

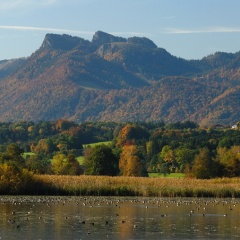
0 119 240 179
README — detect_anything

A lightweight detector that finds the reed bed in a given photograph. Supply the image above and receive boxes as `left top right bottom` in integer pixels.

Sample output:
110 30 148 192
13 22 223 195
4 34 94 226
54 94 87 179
33 175 240 198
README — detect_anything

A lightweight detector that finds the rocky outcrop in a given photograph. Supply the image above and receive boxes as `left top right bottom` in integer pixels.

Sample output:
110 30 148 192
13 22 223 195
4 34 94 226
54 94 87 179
92 31 126 46
127 37 157 49
1 31 240 124
41 33 90 51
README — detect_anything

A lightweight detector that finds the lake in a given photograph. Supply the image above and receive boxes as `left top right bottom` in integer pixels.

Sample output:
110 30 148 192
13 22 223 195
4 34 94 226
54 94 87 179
0 196 239 239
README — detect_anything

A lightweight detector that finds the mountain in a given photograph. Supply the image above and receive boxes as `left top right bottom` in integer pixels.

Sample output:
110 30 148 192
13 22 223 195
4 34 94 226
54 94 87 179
0 31 240 126
0 58 26 79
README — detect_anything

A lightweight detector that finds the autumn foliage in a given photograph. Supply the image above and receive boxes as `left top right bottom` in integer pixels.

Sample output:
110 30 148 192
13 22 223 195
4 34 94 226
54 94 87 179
119 145 142 176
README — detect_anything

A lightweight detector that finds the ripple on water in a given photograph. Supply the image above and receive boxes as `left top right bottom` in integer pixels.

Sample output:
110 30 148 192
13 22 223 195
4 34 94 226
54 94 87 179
0 196 239 239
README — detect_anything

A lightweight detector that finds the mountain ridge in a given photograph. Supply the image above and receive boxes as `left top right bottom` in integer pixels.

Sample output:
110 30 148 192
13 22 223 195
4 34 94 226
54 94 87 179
0 31 240 126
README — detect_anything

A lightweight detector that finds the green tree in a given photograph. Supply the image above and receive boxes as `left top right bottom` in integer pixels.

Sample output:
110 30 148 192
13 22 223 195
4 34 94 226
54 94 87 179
160 163 170 176
51 153 82 175
175 147 196 172
51 153 68 175
191 148 215 179
217 146 240 177
146 140 159 161
84 145 118 176
218 138 233 148
3 143 25 168
148 154 159 172
159 145 176 172
25 154 51 174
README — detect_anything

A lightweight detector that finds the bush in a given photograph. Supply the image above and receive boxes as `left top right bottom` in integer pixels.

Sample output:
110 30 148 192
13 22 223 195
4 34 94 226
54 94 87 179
0 164 34 194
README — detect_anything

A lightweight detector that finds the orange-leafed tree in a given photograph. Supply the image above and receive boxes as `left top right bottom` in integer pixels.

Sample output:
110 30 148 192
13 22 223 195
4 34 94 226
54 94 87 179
116 124 150 147
119 144 146 177
55 119 76 131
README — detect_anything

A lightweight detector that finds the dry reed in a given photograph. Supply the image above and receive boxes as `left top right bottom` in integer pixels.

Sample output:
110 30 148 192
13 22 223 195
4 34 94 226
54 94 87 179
33 175 240 198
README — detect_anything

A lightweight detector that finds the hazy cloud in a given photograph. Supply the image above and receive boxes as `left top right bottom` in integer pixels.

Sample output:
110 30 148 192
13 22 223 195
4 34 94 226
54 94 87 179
0 26 148 37
165 27 240 34
0 25 94 35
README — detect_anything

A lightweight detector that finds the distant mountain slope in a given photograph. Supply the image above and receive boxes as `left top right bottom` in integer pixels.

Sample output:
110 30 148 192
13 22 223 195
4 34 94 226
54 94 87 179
0 58 26 79
68 73 240 126
0 31 240 125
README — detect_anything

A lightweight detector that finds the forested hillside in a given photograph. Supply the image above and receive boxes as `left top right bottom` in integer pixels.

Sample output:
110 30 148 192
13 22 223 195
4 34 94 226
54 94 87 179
0 31 240 125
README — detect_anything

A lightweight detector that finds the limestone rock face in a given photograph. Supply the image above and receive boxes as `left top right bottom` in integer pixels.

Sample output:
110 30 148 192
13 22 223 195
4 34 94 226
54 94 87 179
92 31 126 46
127 37 157 49
41 33 90 51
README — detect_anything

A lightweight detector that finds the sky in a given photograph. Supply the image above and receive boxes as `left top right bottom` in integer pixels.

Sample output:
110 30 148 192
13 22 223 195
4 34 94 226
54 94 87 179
1 0 240 60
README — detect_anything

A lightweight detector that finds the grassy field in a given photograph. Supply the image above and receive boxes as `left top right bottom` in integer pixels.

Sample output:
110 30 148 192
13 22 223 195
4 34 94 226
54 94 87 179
148 173 185 178
23 152 35 159
32 175 240 198
23 141 112 164
83 141 112 148
76 156 84 164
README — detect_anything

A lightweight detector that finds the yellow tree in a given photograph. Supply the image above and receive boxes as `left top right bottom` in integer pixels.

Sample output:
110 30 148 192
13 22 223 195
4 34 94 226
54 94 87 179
217 146 240 177
51 153 68 175
191 148 214 179
116 124 149 147
33 139 55 156
119 145 142 176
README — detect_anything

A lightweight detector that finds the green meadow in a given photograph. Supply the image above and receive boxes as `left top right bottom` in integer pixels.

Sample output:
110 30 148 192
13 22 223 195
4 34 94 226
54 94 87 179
83 141 112 148
148 173 185 178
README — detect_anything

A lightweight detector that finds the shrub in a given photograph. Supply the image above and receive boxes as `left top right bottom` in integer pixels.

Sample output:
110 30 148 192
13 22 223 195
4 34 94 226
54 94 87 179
0 164 34 194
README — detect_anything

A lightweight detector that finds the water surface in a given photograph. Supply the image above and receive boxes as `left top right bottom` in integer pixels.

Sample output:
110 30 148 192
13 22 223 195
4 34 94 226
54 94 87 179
0 196 239 239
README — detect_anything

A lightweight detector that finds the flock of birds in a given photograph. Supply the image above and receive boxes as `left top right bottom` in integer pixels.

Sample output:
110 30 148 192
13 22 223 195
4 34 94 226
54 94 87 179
0 196 238 237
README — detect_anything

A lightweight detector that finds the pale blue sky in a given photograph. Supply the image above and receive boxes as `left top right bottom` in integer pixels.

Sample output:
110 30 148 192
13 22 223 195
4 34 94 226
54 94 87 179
1 0 240 60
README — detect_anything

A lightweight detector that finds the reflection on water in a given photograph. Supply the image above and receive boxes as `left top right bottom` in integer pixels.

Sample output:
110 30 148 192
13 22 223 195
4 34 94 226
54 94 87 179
0 196 239 239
